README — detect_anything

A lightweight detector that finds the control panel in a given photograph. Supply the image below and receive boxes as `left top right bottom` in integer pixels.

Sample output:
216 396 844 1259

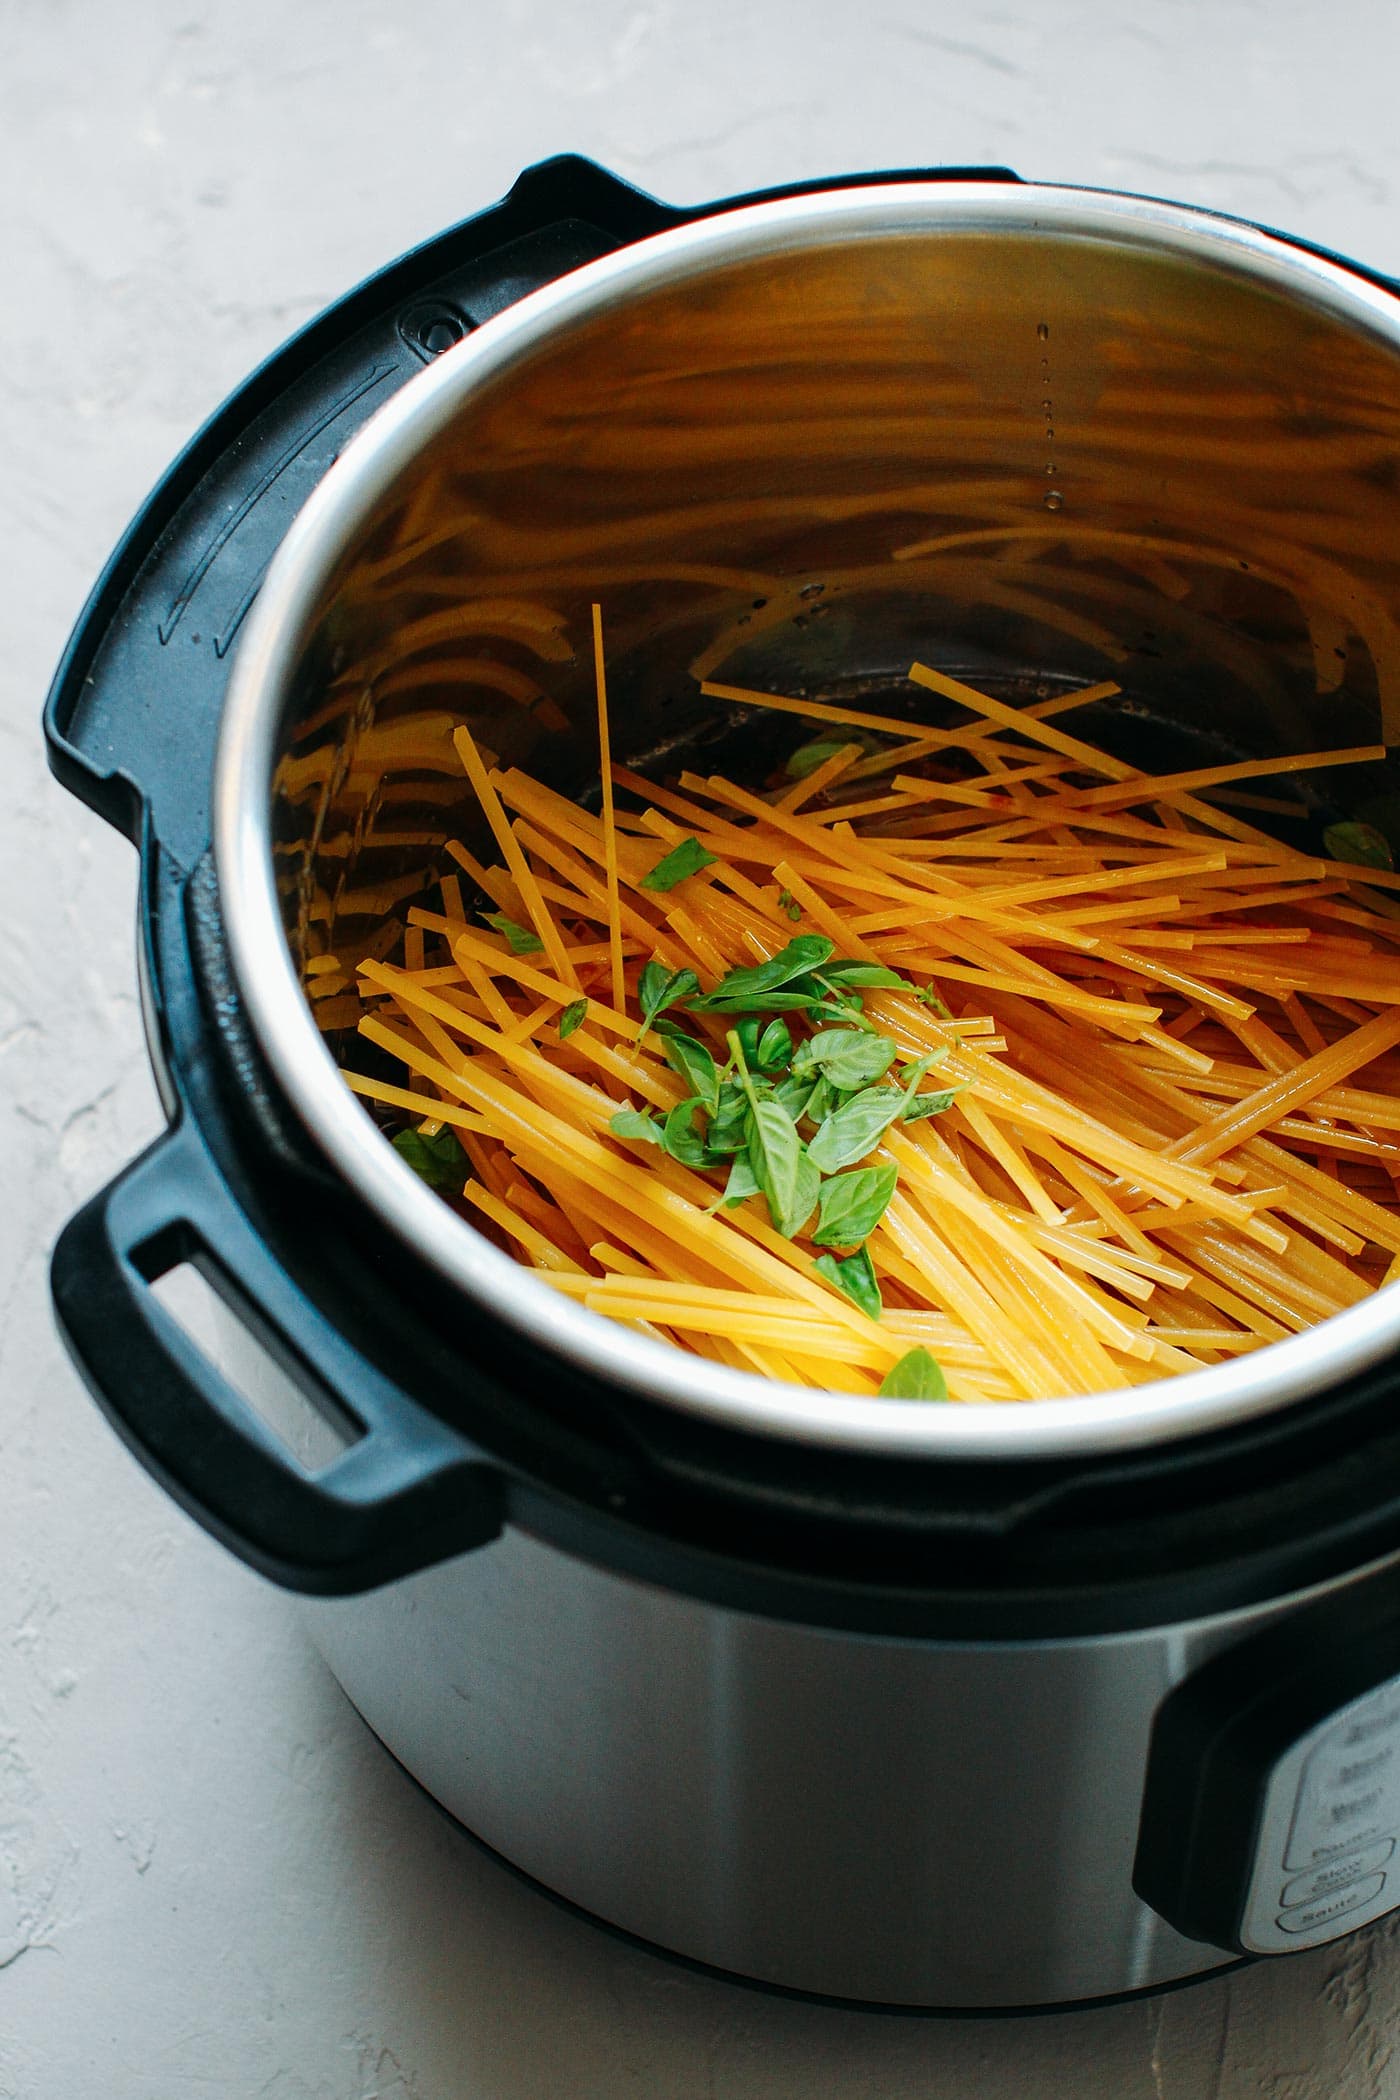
1238 1676 1400 1952
1133 1581 1400 1956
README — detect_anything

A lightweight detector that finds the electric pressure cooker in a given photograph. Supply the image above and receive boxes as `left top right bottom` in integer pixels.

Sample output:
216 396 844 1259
44 157 1400 2009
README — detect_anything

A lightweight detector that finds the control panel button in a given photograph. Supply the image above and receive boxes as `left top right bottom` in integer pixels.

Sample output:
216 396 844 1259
1282 1839 1395 1911
1276 1872 1386 1936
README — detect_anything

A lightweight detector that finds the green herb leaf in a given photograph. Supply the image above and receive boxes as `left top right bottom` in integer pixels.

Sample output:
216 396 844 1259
795 1028 899 1091
902 1088 959 1123
661 1098 715 1168
709 1078 761 1154
743 1098 808 1236
806 1085 906 1173
777 887 803 921
690 936 835 1011
786 737 855 780
660 1030 720 1109
720 1150 762 1207
878 1347 949 1400
1324 820 1394 872
814 1245 883 1320
639 961 700 1040
639 835 718 891
732 1029 814 1238
558 999 589 1039
756 1017 794 1071
609 1107 664 1146
817 962 909 990
481 911 543 954
802 1074 836 1128
813 1163 899 1246
775 1072 819 1121
392 1126 468 1191
783 1150 822 1240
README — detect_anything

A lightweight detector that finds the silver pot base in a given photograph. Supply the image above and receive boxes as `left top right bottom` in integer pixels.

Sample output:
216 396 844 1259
298 1526 1309 2008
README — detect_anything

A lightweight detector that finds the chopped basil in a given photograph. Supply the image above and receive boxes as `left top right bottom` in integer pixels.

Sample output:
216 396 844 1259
777 887 803 921
638 961 700 1041
719 1151 762 1207
902 1088 959 1123
1324 820 1394 872
814 1245 883 1321
878 1347 949 1400
785 737 856 779
392 1126 468 1191
806 1084 907 1173
794 1028 899 1091
660 1030 720 1110
774 1072 819 1122
816 962 909 990
558 998 588 1039
756 1017 794 1071
706 1080 753 1154
732 1030 816 1239
690 936 836 1012
813 1163 899 1246
639 835 718 891
661 1098 715 1168
481 911 543 954
609 1107 664 1146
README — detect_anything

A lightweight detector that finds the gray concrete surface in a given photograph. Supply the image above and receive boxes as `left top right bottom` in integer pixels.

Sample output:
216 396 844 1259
6 0 1400 2092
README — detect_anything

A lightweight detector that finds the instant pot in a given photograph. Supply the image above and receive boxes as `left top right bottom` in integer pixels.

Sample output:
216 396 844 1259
44 157 1400 2009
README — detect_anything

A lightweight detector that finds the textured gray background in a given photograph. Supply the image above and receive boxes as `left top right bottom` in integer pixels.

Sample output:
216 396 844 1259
6 0 1400 2092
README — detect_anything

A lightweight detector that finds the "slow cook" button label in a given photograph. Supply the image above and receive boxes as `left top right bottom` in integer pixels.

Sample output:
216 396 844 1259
1281 1840 1395 1911
1276 1873 1387 1936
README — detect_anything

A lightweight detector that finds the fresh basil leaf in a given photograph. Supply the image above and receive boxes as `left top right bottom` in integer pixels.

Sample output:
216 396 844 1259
639 962 700 1040
782 1150 822 1241
818 962 909 990
810 973 864 1010
662 1098 714 1168
902 1088 960 1123
756 1018 793 1071
777 887 803 922
720 1151 762 1207
695 988 819 1015
814 1245 883 1321
734 1018 764 1069
816 999 878 1031
1324 820 1394 872
796 1029 899 1091
786 737 855 780
392 1126 468 1191
609 1107 664 1146
706 1079 753 1154
806 1085 906 1173
813 1163 899 1246
774 1072 818 1121
743 1098 807 1237
639 835 718 891
481 911 543 955
802 1074 835 1128
660 1030 720 1109
878 1347 949 1400
690 936 835 1011
558 999 588 1039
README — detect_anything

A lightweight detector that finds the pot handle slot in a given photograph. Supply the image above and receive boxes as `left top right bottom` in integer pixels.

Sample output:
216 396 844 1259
50 1118 504 1596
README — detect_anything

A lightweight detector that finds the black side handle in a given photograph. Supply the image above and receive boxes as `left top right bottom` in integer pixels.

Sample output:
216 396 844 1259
51 1117 503 1594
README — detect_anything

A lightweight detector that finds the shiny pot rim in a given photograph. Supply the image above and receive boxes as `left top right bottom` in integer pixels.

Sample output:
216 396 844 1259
214 179 1400 1462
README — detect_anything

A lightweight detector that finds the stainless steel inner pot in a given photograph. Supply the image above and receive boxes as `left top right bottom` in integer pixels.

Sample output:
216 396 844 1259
215 180 1400 1461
